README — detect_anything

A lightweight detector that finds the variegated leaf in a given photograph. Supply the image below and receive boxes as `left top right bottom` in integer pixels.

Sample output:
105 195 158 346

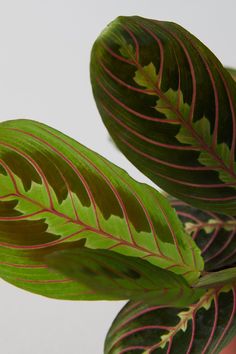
0 119 203 299
105 286 236 354
171 199 236 271
90 16 236 215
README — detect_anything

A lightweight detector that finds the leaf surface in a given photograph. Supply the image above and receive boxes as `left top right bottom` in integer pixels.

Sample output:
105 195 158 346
105 286 236 354
227 68 236 81
0 119 203 299
90 16 236 215
194 267 236 289
46 247 203 306
171 199 236 271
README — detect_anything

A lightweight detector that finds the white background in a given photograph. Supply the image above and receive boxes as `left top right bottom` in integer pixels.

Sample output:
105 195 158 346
0 1 235 353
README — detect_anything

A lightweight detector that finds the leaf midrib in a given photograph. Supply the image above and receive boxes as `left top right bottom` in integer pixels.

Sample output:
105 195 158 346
186 220 236 233
1 191 193 271
110 34 236 184
146 288 217 353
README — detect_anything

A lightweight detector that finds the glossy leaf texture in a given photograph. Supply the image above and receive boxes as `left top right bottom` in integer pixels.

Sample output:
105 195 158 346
105 286 236 354
0 119 203 299
46 247 204 306
171 199 236 271
90 16 236 215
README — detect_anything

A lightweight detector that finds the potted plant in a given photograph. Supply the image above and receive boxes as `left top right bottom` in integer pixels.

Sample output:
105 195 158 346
0 16 235 353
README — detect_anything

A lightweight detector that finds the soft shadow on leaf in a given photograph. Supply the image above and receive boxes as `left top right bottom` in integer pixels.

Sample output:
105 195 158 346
45 247 204 306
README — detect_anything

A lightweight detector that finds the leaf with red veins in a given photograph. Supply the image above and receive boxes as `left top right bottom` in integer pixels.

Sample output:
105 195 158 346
171 199 236 272
91 16 236 215
105 286 236 354
0 119 203 299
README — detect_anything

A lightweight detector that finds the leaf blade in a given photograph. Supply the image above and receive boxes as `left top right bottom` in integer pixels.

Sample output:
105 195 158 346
105 286 236 354
90 16 236 215
171 199 236 271
0 119 203 299
194 267 236 289
227 67 236 81
46 247 204 306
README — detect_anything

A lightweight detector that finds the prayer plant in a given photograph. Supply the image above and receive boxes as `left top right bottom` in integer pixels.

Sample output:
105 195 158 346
1 16 236 353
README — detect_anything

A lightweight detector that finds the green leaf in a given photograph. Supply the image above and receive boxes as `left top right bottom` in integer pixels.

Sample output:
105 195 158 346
194 267 236 289
227 67 236 81
46 247 204 306
0 119 203 299
171 199 236 271
118 37 136 60
105 286 236 354
176 116 236 187
133 62 158 91
90 16 236 215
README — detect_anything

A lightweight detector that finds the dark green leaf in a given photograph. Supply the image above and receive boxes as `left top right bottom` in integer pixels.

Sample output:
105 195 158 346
46 247 204 306
0 119 203 299
105 286 236 354
90 16 236 215
171 199 236 271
